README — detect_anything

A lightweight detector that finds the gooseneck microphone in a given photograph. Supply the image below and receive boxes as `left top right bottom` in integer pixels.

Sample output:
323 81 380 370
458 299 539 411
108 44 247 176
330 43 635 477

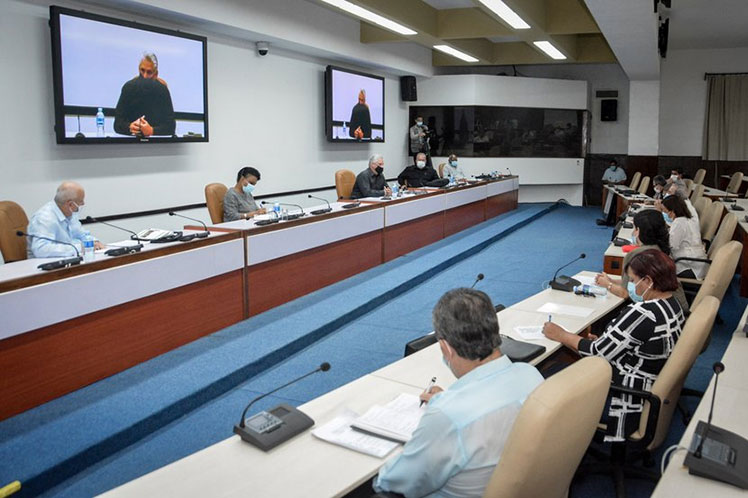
18 230 83 270
471 273 485 288
550 253 586 292
307 194 332 215
168 212 210 238
84 216 144 255
695 362 725 459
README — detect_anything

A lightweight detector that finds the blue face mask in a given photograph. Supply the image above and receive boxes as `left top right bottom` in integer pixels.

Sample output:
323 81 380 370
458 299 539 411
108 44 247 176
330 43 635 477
627 278 651 303
663 212 673 224
242 183 255 195
630 236 637 245
450 160 458 167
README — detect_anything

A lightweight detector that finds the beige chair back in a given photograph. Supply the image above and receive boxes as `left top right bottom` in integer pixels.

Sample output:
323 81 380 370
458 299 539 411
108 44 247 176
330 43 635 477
335 169 356 199
708 213 738 259
700 201 724 243
204 183 228 224
438 163 447 179
0 201 29 262
693 197 710 220
684 178 694 197
482 357 612 498
692 241 743 310
637 176 650 195
726 171 744 194
690 183 705 204
629 171 641 190
632 297 719 451
693 168 706 185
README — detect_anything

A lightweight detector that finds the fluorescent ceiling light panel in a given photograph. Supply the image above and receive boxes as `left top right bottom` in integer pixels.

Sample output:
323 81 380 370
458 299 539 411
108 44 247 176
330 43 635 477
477 0 530 29
319 0 417 36
533 41 566 60
433 45 479 63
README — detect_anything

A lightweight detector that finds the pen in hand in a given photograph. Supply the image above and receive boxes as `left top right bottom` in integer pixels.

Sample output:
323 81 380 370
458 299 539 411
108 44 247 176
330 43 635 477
420 376 437 407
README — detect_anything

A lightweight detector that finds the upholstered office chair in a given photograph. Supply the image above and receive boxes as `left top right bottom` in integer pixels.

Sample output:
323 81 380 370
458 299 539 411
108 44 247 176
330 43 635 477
699 201 724 245
689 183 705 204
575 297 719 498
204 183 228 224
335 169 356 199
707 213 738 259
438 163 446 179
692 196 710 220
637 176 650 196
692 168 706 186
726 171 744 194
684 178 694 197
628 172 641 191
681 240 742 311
482 357 612 498
0 201 29 262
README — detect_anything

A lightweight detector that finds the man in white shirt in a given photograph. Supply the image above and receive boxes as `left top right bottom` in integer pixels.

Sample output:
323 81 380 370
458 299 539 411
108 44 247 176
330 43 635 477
602 159 627 185
441 154 467 182
373 288 543 498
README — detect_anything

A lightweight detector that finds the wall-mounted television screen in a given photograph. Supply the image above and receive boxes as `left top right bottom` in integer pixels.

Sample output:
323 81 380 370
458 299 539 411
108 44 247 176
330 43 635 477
325 65 384 142
49 6 208 144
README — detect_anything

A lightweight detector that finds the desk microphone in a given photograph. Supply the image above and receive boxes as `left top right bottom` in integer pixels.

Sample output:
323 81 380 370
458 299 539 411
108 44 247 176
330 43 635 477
549 253 586 292
84 216 144 256
506 168 512 176
695 361 724 459
261 201 306 219
17 231 83 270
471 273 484 288
307 194 332 215
168 212 210 238
234 362 331 451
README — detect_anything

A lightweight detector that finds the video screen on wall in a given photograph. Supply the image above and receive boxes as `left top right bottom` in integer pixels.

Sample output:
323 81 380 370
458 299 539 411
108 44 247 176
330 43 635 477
409 106 586 158
49 6 209 144
325 65 385 142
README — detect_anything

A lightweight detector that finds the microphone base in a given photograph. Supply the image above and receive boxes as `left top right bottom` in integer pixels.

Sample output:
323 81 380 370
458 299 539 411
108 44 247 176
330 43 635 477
684 420 748 489
310 208 333 216
105 244 143 256
195 231 210 238
37 256 83 271
233 403 314 452
550 275 580 293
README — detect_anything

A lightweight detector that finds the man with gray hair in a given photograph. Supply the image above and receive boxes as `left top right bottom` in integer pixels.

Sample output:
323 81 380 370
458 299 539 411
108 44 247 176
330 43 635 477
114 51 175 137
374 288 543 497
26 181 103 258
350 154 392 199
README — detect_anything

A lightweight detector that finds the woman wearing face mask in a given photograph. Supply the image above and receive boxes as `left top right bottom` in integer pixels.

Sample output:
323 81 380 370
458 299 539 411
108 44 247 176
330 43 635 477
661 195 708 279
544 249 684 441
223 166 265 221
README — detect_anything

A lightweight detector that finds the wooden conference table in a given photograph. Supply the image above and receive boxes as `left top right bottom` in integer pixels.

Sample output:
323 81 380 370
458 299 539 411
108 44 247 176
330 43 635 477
719 198 748 297
602 184 651 220
101 271 624 498
0 177 518 421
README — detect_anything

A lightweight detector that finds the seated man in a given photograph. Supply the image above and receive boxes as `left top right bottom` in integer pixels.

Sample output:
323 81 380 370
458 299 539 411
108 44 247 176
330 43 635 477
665 167 687 197
602 159 626 185
651 175 668 200
441 154 467 181
397 153 441 188
350 154 392 199
373 288 544 497
26 181 103 258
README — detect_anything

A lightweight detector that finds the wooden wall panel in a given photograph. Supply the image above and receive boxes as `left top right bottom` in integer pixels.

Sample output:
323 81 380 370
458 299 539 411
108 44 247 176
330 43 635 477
247 231 383 316
383 213 444 262
0 270 245 421
444 201 486 237
486 191 518 219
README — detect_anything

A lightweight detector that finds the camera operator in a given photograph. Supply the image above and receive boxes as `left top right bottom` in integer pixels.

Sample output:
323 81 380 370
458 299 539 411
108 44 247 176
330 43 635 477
409 116 433 168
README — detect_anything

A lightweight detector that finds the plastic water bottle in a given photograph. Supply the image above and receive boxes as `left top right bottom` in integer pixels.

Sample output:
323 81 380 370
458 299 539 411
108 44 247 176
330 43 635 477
449 173 455 186
82 231 95 263
391 183 399 197
273 202 281 219
341 121 347 138
96 108 105 137
573 284 607 297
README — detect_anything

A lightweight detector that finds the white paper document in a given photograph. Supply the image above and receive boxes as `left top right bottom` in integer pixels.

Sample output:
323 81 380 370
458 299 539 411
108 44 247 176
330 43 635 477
312 409 399 458
350 393 425 443
575 275 596 287
537 302 594 318
513 325 545 341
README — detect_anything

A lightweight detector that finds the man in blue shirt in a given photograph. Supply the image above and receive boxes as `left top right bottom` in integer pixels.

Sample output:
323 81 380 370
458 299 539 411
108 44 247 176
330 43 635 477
26 181 103 258
373 288 543 498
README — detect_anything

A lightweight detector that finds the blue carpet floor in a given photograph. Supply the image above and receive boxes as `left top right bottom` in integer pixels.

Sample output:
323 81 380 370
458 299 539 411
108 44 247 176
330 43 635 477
1 204 745 498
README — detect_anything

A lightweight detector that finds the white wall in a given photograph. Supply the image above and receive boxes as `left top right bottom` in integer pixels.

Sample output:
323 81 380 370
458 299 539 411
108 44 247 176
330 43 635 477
628 80 660 156
418 74 587 205
659 47 748 156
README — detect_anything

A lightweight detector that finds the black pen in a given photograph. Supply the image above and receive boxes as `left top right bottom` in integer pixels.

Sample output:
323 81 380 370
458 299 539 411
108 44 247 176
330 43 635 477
420 376 437 407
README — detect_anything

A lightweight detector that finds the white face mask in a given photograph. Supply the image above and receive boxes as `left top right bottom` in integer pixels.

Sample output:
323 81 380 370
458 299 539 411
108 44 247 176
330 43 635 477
416 160 426 169
670 174 678 181
416 121 423 127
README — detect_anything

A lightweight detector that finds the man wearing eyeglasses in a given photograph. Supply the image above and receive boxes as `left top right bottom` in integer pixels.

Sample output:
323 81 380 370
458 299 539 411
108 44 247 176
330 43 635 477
26 181 104 258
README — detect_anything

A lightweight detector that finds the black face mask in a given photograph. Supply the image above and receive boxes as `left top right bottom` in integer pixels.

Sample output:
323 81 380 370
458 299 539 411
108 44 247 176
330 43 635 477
375 166 384 175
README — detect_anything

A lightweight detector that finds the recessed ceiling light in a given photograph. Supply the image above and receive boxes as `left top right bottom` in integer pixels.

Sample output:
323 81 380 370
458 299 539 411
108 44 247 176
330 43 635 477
533 41 566 60
433 45 479 63
477 0 530 30
319 0 417 36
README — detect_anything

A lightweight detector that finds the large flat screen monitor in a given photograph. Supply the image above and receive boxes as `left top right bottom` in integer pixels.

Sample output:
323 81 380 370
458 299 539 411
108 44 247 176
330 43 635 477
325 65 384 142
49 6 209 144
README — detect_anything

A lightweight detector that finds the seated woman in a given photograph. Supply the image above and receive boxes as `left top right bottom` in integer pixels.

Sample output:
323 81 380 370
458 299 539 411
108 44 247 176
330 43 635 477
543 249 685 441
223 167 265 221
595 209 689 313
661 195 708 279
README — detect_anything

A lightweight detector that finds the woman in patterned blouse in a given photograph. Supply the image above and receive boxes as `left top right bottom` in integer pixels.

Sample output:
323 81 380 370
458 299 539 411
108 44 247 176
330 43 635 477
542 249 685 441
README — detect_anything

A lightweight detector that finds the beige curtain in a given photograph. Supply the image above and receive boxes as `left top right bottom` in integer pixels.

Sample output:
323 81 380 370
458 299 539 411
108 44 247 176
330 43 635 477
702 74 748 160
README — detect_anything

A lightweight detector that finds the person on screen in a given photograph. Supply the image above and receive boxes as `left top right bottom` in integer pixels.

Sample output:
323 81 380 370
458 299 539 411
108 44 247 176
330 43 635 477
373 288 543 497
223 167 266 222
350 154 391 199
348 89 372 140
114 52 176 137
26 181 104 258
397 153 440 188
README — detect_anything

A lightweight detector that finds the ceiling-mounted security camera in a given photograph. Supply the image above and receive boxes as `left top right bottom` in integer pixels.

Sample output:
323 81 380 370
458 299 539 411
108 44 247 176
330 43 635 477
256 41 270 56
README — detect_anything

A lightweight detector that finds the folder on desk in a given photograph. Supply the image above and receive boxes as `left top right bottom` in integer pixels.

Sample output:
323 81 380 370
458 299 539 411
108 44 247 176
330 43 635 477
350 393 425 444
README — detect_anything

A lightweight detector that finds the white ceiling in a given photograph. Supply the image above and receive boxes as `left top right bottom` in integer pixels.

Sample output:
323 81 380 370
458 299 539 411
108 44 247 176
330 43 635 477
666 0 748 50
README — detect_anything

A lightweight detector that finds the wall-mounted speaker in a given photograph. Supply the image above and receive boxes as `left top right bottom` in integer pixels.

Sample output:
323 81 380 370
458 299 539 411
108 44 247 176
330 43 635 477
601 99 618 122
400 76 417 102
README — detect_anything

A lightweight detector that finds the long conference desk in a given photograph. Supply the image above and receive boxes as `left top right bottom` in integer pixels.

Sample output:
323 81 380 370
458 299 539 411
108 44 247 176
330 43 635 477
101 271 624 498
0 177 518 421
720 198 748 297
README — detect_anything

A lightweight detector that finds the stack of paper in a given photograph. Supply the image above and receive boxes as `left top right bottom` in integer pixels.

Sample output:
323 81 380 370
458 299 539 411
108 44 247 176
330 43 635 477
350 393 425 443
312 409 399 458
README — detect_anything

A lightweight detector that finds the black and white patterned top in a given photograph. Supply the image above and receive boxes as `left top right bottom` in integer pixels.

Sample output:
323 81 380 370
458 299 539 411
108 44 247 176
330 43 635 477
578 296 684 441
